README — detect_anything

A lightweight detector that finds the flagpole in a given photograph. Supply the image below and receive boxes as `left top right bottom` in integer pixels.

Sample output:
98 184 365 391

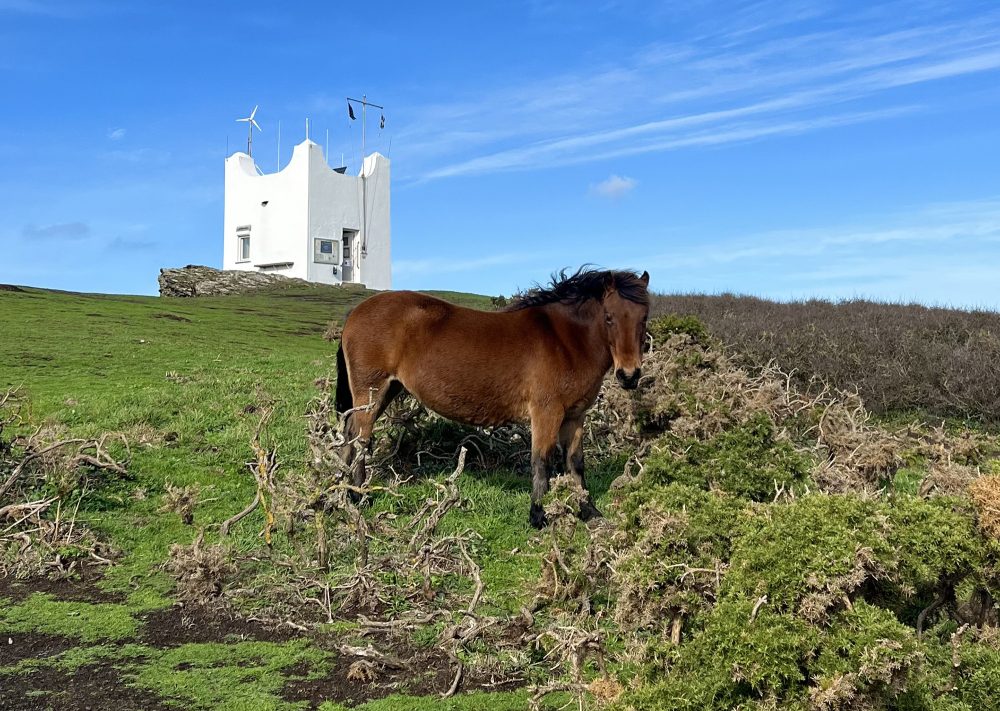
347 95 385 260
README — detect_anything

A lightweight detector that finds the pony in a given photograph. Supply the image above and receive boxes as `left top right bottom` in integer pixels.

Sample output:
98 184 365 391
335 267 650 528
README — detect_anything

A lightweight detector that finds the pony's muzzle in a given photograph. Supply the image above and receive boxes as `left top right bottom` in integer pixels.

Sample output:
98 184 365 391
616 367 641 390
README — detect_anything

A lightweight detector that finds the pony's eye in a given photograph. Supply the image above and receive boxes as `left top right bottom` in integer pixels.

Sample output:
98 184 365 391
605 313 614 324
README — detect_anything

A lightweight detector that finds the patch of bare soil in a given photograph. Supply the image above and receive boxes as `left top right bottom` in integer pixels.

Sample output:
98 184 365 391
0 662 169 711
280 642 523 708
137 603 297 646
0 566 124 605
1 573 523 709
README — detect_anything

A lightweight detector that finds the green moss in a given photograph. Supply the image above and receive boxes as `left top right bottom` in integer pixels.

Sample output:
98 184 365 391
0 594 140 642
643 414 812 501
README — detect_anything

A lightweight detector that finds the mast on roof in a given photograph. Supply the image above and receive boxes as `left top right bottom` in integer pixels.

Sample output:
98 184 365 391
236 105 262 157
346 95 385 258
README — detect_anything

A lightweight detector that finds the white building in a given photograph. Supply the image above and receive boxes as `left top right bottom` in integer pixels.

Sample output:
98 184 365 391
223 139 391 290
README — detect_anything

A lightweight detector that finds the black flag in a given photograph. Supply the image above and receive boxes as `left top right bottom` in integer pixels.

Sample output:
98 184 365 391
380 114 385 129
347 102 356 120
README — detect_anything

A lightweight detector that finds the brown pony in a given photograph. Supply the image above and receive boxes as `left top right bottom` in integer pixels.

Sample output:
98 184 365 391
335 267 651 528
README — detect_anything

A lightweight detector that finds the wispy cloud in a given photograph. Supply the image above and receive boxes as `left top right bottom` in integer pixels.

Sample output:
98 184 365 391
0 0 83 17
21 221 89 241
107 127 126 141
640 197 1000 271
590 174 637 199
626 196 1000 306
389 7 1000 180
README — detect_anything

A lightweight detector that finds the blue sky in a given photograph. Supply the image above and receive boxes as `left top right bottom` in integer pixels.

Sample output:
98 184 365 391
3 1 1000 306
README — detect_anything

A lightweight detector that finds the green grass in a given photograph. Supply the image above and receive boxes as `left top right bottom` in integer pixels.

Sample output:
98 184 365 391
0 283 538 707
0 594 142 642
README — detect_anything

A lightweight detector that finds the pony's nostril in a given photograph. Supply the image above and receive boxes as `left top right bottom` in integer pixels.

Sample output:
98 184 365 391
615 368 627 382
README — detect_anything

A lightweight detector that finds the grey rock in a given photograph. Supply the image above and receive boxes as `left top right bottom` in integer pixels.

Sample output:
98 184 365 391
158 265 316 297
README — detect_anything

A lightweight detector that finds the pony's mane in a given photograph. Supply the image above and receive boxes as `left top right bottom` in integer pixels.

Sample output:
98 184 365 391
506 267 649 311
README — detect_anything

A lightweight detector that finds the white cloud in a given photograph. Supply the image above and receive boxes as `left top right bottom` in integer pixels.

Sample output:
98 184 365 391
590 174 637 199
107 127 126 141
388 7 1000 181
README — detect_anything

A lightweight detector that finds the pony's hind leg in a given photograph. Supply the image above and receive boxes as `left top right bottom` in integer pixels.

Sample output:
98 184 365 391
560 416 601 521
529 407 564 529
347 378 403 491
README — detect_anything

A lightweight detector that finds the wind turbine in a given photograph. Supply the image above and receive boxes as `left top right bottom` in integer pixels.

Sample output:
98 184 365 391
236 105 262 157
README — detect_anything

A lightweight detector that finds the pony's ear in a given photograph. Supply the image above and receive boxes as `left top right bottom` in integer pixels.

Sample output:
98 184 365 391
639 270 650 286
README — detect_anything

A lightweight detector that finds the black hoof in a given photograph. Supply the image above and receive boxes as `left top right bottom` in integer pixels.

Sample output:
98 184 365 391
578 500 603 522
529 503 548 529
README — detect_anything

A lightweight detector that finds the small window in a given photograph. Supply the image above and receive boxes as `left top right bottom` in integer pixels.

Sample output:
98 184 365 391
238 236 250 261
314 238 339 264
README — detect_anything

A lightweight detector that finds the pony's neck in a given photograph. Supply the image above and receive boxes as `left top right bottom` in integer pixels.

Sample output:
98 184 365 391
545 299 613 373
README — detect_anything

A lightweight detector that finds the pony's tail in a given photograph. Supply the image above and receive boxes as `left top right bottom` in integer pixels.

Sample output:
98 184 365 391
335 342 353 415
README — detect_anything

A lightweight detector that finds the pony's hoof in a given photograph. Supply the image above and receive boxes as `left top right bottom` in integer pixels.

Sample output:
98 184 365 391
578 500 603 522
529 503 548 529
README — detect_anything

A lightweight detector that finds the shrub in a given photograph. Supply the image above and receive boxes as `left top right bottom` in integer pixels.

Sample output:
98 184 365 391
642 414 812 501
723 495 895 619
620 598 816 710
613 483 747 632
650 294 1000 421
647 314 710 347
809 601 922 708
889 496 984 597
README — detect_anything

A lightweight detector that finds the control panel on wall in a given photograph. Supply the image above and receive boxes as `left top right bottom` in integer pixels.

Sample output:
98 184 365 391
314 238 340 264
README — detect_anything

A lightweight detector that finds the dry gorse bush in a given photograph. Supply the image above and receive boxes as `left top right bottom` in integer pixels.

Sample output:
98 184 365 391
212 383 525 696
165 528 236 605
970 475 1000 539
161 481 201 525
651 293 1000 421
0 388 128 578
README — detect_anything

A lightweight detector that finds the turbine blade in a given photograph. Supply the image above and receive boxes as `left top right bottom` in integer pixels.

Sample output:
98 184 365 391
250 105 258 119
252 119 262 131
237 117 249 122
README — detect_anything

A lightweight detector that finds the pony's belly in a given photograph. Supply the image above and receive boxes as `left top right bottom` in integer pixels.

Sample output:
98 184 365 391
404 380 527 428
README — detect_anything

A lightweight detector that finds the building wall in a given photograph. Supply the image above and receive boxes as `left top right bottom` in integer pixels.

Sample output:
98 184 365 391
223 139 391 289
356 153 391 290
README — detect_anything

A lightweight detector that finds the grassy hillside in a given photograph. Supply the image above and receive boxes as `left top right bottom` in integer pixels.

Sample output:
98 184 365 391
3 285 1000 711
0 284 541 710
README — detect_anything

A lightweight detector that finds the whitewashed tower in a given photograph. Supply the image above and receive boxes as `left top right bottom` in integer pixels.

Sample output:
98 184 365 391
223 137 391 290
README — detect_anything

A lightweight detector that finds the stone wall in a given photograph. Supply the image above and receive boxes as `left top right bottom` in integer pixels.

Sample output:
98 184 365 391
158 265 316 297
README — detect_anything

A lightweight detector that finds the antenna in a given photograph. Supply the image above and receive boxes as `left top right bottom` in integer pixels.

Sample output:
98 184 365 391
235 104 262 157
346 95 385 259
346 95 384 163
305 117 310 140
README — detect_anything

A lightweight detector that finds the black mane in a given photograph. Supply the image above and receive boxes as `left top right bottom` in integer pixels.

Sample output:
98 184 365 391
506 267 649 311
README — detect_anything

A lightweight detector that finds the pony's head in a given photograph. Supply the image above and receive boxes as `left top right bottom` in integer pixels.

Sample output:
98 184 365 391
506 267 652 388
601 270 650 389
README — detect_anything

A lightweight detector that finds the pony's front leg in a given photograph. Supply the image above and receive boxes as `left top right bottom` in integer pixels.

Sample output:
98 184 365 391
560 417 601 522
529 409 563 529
